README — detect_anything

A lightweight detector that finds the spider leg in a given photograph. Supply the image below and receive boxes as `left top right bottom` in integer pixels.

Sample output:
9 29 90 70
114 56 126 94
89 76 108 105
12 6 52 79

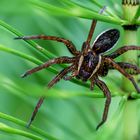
106 58 140 93
15 35 79 55
63 75 73 81
27 65 75 127
107 45 140 59
95 77 111 130
21 57 75 78
86 6 106 44
114 62 140 75
27 97 45 128
48 65 75 88
90 79 95 90
81 7 106 54
63 69 79 81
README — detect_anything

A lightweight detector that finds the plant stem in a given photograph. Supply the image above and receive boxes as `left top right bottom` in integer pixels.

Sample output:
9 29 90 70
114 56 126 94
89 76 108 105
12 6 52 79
122 22 139 140
122 30 138 92
0 123 43 140
122 0 139 139
30 0 127 25
122 0 139 23
0 112 58 140
90 0 121 19
0 20 51 59
123 100 139 140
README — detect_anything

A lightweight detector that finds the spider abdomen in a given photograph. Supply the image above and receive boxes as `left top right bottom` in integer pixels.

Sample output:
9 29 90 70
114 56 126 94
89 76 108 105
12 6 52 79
77 51 101 81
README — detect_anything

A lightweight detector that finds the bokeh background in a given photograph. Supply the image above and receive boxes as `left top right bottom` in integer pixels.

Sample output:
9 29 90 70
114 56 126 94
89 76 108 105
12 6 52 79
0 0 140 140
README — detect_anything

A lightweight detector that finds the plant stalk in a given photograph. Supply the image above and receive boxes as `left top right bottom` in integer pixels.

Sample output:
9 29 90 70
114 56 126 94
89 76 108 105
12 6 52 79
121 0 139 92
122 0 139 139
122 30 138 92
123 100 139 140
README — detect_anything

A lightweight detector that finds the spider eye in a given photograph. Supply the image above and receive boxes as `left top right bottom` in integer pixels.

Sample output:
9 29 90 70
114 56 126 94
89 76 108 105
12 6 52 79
92 29 120 54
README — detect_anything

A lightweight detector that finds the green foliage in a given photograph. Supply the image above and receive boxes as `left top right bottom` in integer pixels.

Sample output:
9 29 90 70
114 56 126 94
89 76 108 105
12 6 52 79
0 0 140 140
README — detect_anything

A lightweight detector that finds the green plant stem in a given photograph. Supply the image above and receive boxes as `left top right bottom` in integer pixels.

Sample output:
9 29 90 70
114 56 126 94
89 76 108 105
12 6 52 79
0 123 43 140
133 6 140 21
1 68 140 99
122 1 139 139
122 100 139 140
0 44 57 74
0 112 58 140
122 27 139 140
61 0 120 19
0 20 53 59
30 0 127 25
122 30 138 92
89 0 121 19
0 45 41 65
122 1 140 23
0 76 119 99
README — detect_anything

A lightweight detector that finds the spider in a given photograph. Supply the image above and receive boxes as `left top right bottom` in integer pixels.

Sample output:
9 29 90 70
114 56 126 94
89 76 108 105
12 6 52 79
15 7 140 130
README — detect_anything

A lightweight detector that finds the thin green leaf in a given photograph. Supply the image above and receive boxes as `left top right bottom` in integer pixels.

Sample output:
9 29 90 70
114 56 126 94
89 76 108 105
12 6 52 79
0 20 54 59
59 0 97 12
132 5 140 23
0 71 123 99
134 6 140 20
30 0 127 25
0 44 41 65
89 0 121 19
0 112 58 140
0 122 43 140
0 44 57 74
61 0 121 20
107 0 123 16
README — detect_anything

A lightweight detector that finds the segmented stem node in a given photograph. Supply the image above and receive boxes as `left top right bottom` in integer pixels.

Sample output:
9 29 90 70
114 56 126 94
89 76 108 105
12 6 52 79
122 0 140 5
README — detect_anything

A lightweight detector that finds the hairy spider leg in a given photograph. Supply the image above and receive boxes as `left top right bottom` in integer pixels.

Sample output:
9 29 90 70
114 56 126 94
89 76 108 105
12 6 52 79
15 36 79 56
27 65 75 127
21 57 75 78
63 70 79 80
90 79 95 90
107 45 140 59
27 97 45 128
63 75 74 81
106 58 140 93
48 65 75 88
86 6 106 44
114 62 140 75
95 77 111 130
63 67 79 81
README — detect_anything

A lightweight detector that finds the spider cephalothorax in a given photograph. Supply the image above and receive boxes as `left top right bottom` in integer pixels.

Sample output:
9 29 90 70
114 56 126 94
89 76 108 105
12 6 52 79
76 29 119 82
15 7 140 130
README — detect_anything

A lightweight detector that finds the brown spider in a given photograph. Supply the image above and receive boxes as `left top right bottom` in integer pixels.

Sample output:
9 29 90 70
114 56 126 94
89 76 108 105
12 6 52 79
15 7 140 130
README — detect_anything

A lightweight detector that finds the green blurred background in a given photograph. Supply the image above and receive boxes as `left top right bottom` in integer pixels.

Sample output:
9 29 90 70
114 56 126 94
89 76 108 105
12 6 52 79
0 0 140 140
